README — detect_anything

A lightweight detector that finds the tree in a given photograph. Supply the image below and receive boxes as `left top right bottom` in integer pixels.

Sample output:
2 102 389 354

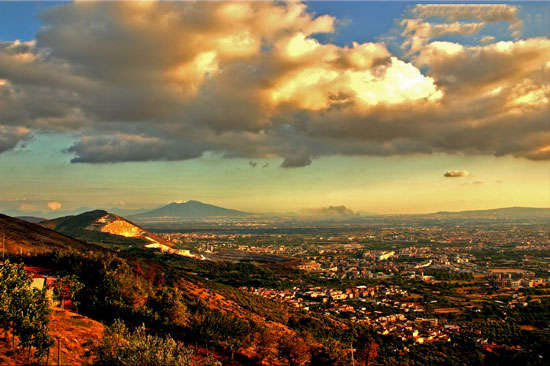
66 274 84 312
311 339 349 366
0 260 53 360
0 260 29 334
149 287 190 327
358 339 378 366
280 334 312 366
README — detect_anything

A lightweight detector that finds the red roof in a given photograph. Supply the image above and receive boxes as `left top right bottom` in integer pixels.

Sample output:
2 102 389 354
24 266 54 274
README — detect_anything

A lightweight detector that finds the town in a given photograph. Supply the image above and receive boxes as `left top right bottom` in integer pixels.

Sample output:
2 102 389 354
156 222 550 354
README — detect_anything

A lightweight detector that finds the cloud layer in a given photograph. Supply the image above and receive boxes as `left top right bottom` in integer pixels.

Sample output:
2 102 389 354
0 2 548 167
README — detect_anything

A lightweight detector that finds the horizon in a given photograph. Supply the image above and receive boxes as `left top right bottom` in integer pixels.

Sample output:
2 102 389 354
4 199 550 220
0 1 549 216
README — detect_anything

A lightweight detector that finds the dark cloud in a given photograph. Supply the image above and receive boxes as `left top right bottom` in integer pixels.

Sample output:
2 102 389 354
281 154 312 168
0 126 30 153
66 134 208 163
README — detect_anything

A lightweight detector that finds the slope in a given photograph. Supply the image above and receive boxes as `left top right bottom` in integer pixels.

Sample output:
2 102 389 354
0 213 97 255
41 210 170 248
0 307 104 366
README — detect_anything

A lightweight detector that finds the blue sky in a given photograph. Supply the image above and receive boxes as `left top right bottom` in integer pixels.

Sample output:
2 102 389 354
0 1 549 217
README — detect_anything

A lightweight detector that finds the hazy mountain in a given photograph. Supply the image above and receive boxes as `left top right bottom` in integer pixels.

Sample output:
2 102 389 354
429 207 550 219
15 216 47 224
132 200 248 219
42 210 169 247
107 207 149 216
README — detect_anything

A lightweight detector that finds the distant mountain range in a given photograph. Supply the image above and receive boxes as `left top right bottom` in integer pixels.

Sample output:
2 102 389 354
41 210 169 248
131 200 248 220
16 216 47 224
426 207 550 219
4 204 549 230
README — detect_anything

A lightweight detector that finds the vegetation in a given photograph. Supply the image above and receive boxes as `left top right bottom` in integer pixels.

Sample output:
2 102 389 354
0 260 53 360
93 319 196 366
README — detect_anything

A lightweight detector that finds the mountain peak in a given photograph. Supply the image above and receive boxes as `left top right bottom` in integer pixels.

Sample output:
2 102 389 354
133 201 247 219
170 200 202 205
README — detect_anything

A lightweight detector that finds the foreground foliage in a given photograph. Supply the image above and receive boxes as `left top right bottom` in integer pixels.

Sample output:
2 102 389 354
13 248 549 365
93 319 195 366
0 260 53 360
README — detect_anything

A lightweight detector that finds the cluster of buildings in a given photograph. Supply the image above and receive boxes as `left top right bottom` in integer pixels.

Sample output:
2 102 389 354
240 284 469 345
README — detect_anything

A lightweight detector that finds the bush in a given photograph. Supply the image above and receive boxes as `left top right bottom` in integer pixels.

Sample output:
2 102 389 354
93 319 194 366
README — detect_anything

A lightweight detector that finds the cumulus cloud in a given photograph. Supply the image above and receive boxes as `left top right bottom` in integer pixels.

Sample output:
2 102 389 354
0 2 548 168
47 201 62 211
444 170 470 178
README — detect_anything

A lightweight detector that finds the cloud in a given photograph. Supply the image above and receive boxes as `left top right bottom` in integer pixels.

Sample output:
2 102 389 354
18 203 37 212
444 170 470 178
6 197 27 202
302 205 358 217
65 134 207 163
281 154 313 168
480 35 495 45
0 126 31 153
47 201 62 211
0 2 548 168
401 4 522 53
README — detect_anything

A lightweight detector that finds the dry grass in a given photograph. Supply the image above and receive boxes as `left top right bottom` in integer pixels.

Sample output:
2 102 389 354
0 307 104 365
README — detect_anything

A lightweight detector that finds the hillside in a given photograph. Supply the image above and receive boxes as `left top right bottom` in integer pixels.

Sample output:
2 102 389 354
0 210 373 365
41 210 170 248
132 200 248 220
0 213 97 255
0 307 104 366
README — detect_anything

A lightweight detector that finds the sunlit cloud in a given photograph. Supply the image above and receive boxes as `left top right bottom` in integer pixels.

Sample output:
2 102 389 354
402 4 522 53
47 201 62 211
0 2 548 168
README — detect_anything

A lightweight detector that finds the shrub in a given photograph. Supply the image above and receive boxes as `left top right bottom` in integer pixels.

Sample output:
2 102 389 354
93 319 194 366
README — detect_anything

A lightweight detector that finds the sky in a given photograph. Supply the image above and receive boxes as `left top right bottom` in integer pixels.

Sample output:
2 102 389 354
0 1 549 217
